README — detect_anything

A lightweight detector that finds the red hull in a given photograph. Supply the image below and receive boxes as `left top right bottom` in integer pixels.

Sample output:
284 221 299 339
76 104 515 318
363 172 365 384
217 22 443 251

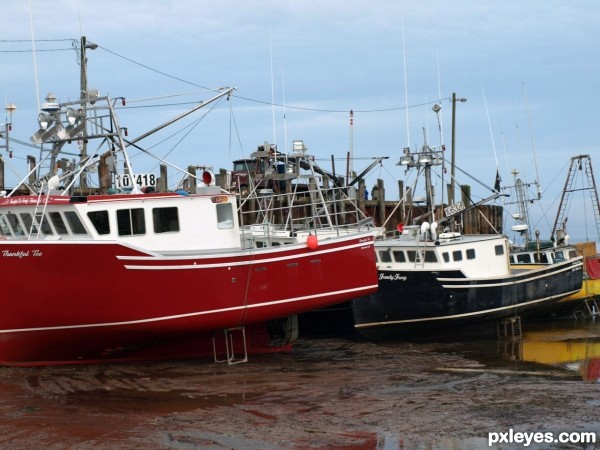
0 234 376 365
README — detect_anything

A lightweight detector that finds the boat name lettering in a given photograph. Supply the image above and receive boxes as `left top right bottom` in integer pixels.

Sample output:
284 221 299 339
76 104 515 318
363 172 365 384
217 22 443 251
444 201 466 217
379 273 407 282
3 197 41 206
2 250 42 258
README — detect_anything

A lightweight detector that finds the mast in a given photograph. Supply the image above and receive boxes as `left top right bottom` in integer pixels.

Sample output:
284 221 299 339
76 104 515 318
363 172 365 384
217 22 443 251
79 36 97 188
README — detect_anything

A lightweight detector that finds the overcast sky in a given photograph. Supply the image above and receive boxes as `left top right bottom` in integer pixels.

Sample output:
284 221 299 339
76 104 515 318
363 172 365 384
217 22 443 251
2 1 599 243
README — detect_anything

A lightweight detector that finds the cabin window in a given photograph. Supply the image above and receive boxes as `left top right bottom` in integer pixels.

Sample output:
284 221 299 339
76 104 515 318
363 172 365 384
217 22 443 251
49 212 69 235
516 253 531 264
442 252 450 263
495 245 504 256
19 213 36 235
64 211 88 235
216 203 234 229
466 249 476 260
39 214 53 235
452 250 462 262
153 207 179 233
407 251 416 262
6 213 24 235
88 211 111 235
553 250 571 262
509 255 515 263
117 208 146 236
423 251 436 262
534 253 549 264
378 250 392 263
0 215 12 236
392 250 406 263
19 213 53 235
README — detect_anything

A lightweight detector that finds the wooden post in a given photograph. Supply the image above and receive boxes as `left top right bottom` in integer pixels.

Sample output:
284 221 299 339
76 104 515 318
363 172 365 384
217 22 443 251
27 156 37 187
187 166 197 194
461 184 471 233
358 179 366 213
219 168 227 189
377 178 385 228
158 164 168 192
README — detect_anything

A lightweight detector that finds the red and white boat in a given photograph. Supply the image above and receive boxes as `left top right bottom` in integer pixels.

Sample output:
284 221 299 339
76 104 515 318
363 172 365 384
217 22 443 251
0 88 378 366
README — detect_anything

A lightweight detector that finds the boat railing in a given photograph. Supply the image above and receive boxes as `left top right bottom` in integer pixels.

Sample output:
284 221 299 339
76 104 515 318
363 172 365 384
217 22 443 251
238 184 376 240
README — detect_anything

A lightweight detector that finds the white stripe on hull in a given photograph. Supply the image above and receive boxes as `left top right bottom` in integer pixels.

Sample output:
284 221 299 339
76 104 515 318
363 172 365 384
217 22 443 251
355 289 580 329
0 284 379 334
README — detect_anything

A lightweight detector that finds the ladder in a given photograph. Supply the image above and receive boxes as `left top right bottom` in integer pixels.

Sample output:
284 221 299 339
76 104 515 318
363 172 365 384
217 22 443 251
211 326 248 365
552 155 600 242
28 184 51 240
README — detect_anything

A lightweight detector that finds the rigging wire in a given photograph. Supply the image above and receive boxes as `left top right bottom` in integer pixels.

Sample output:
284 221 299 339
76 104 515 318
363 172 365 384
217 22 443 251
3 39 450 114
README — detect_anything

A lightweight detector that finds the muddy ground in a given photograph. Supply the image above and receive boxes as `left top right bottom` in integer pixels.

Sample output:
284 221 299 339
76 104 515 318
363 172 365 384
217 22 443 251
0 332 599 449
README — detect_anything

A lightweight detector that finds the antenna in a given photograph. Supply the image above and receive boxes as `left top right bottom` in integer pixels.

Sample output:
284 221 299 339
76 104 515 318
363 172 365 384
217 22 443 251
401 15 410 148
436 49 445 143
281 69 288 155
28 0 41 111
269 23 276 146
523 83 541 199
482 85 499 170
348 109 354 183
435 48 445 208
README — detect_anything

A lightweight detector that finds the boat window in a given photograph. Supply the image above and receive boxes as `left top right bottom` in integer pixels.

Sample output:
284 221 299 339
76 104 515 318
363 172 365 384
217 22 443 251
153 207 179 233
378 250 392 263
88 210 111 235
216 203 234 229
6 213 24 235
19 213 36 235
534 252 549 263
552 250 567 262
516 253 531 264
495 245 504 256
0 215 12 236
64 211 88 235
568 250 577 259
452 250 462 262
424 251 438 262
22 213 53 235
49 212 69 235
509 255 515 263
234 160 258 172
466 249 476 260
392 250 406 262
38 214 54 235
442 252 449 263
406 251 416 262
117 208 146 236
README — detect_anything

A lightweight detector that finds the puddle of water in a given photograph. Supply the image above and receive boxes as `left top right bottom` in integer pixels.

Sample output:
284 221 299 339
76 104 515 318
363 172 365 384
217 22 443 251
431 318 600 382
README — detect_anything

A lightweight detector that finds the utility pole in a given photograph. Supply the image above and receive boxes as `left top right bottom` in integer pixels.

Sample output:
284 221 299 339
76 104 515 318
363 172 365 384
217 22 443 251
449 92 467 205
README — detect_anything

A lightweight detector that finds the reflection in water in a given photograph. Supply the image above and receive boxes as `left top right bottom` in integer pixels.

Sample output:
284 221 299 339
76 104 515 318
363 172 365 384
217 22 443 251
492 319 600 382
517 320 600 382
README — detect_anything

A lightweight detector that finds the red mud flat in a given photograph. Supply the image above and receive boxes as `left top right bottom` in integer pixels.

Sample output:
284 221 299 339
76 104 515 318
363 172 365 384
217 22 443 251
0 336 598 449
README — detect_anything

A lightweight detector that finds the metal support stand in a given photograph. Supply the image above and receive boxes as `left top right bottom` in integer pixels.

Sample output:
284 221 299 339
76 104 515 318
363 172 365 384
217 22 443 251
212 326 248 365
497 316 522 340
574 298 600 321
